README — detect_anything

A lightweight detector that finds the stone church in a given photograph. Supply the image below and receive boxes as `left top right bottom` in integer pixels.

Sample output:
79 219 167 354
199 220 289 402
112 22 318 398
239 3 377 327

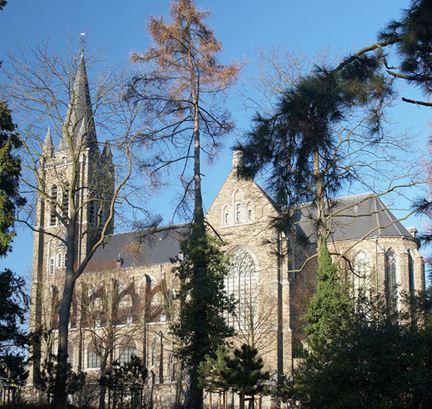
28 54 425 405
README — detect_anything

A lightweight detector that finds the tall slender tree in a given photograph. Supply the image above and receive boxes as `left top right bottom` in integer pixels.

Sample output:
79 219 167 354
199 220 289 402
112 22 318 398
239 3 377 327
129 2 239 408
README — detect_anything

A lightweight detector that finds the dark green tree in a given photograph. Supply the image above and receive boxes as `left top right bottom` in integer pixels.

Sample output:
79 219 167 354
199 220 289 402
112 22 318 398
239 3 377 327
221 344 269 409
0 99 27 402
198 345 229 394
35 358 86 404
282 293 432 409
0 1 6 11
0 269 27 355
172 235 235 409
102 355 148 409
0 100 25 255
240 54 391 255
379 0 432 107
303 242 354 350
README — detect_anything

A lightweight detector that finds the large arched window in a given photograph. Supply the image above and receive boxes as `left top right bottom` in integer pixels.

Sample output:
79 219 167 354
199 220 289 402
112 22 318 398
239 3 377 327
225 248 258 327
385 249 398 311
353 251 370 296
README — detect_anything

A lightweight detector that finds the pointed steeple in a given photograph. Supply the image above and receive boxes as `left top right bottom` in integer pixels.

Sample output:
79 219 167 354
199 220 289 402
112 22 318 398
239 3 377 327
101 140 113 161
101 140 114 175
42 126 54 158
58 51 97 151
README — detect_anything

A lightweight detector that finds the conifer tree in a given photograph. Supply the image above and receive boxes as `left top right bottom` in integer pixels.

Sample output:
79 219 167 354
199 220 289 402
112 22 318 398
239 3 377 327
0 100 28 395
0 101 25 255
303 242 354 350
129 2 239 408
172 236 235 409
240 57 391 255
222 344 270 409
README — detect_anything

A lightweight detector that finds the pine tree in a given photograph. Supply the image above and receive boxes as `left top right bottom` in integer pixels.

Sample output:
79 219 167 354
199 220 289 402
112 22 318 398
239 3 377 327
379 0 432 107
222 344 269 409
198 345 229 393
240 50 391 255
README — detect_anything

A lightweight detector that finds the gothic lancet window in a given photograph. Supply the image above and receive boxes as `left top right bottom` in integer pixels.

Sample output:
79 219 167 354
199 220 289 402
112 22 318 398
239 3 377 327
408 250 415 297
62 185 69 217
118 340 137 364
50 185 58 226
87 344 101 369
222 205 230 226
246 201 255 222
88 200 95 225
385 249 398 311
150 337 157 367
225 248 258 327
353 251 370 296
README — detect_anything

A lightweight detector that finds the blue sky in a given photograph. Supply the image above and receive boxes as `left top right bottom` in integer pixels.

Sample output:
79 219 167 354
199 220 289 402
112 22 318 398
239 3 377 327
1 0 431 281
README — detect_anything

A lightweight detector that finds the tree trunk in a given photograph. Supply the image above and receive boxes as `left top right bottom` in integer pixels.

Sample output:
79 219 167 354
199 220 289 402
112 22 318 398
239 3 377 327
53 223 77 409
239 392 245 409
188 366 203 409
52 273 75 409
99 357 108 409
313 149 326 253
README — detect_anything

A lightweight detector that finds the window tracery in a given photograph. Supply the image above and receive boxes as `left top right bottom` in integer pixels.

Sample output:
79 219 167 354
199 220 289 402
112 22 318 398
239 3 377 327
353 250 370 295
385 249 398 311
225 248 258 327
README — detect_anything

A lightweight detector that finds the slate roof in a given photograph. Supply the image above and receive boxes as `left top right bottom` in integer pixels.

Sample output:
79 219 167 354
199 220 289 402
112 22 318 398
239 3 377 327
294 193 414 244
84 194 413 273
85 224 190 272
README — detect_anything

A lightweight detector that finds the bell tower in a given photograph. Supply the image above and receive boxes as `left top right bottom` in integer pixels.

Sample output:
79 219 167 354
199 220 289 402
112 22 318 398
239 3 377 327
29 51 115 383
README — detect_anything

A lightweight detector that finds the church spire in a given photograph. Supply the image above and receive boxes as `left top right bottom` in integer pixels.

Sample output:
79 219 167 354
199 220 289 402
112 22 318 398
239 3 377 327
101 140 113 162
42 126 54 158
58 51 97 151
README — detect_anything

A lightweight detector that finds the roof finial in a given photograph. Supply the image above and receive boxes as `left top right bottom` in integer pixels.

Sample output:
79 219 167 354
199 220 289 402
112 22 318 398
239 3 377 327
79 32 86 58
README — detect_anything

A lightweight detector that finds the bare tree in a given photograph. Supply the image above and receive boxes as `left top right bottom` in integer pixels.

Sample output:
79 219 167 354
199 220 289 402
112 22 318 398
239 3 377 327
78 271 145 409
1 45 147 409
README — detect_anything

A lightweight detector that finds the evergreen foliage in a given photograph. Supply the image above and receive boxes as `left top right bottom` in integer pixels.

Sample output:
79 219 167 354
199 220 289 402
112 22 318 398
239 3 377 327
35 358 86 403
171 233 235 407
198 345 229 393
222 344 269 409
379 0 432 97
303 242 354 350
281 294 432 409
0 269 28 354
240 55 390 208
102 355 148 392
0 100 25 256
